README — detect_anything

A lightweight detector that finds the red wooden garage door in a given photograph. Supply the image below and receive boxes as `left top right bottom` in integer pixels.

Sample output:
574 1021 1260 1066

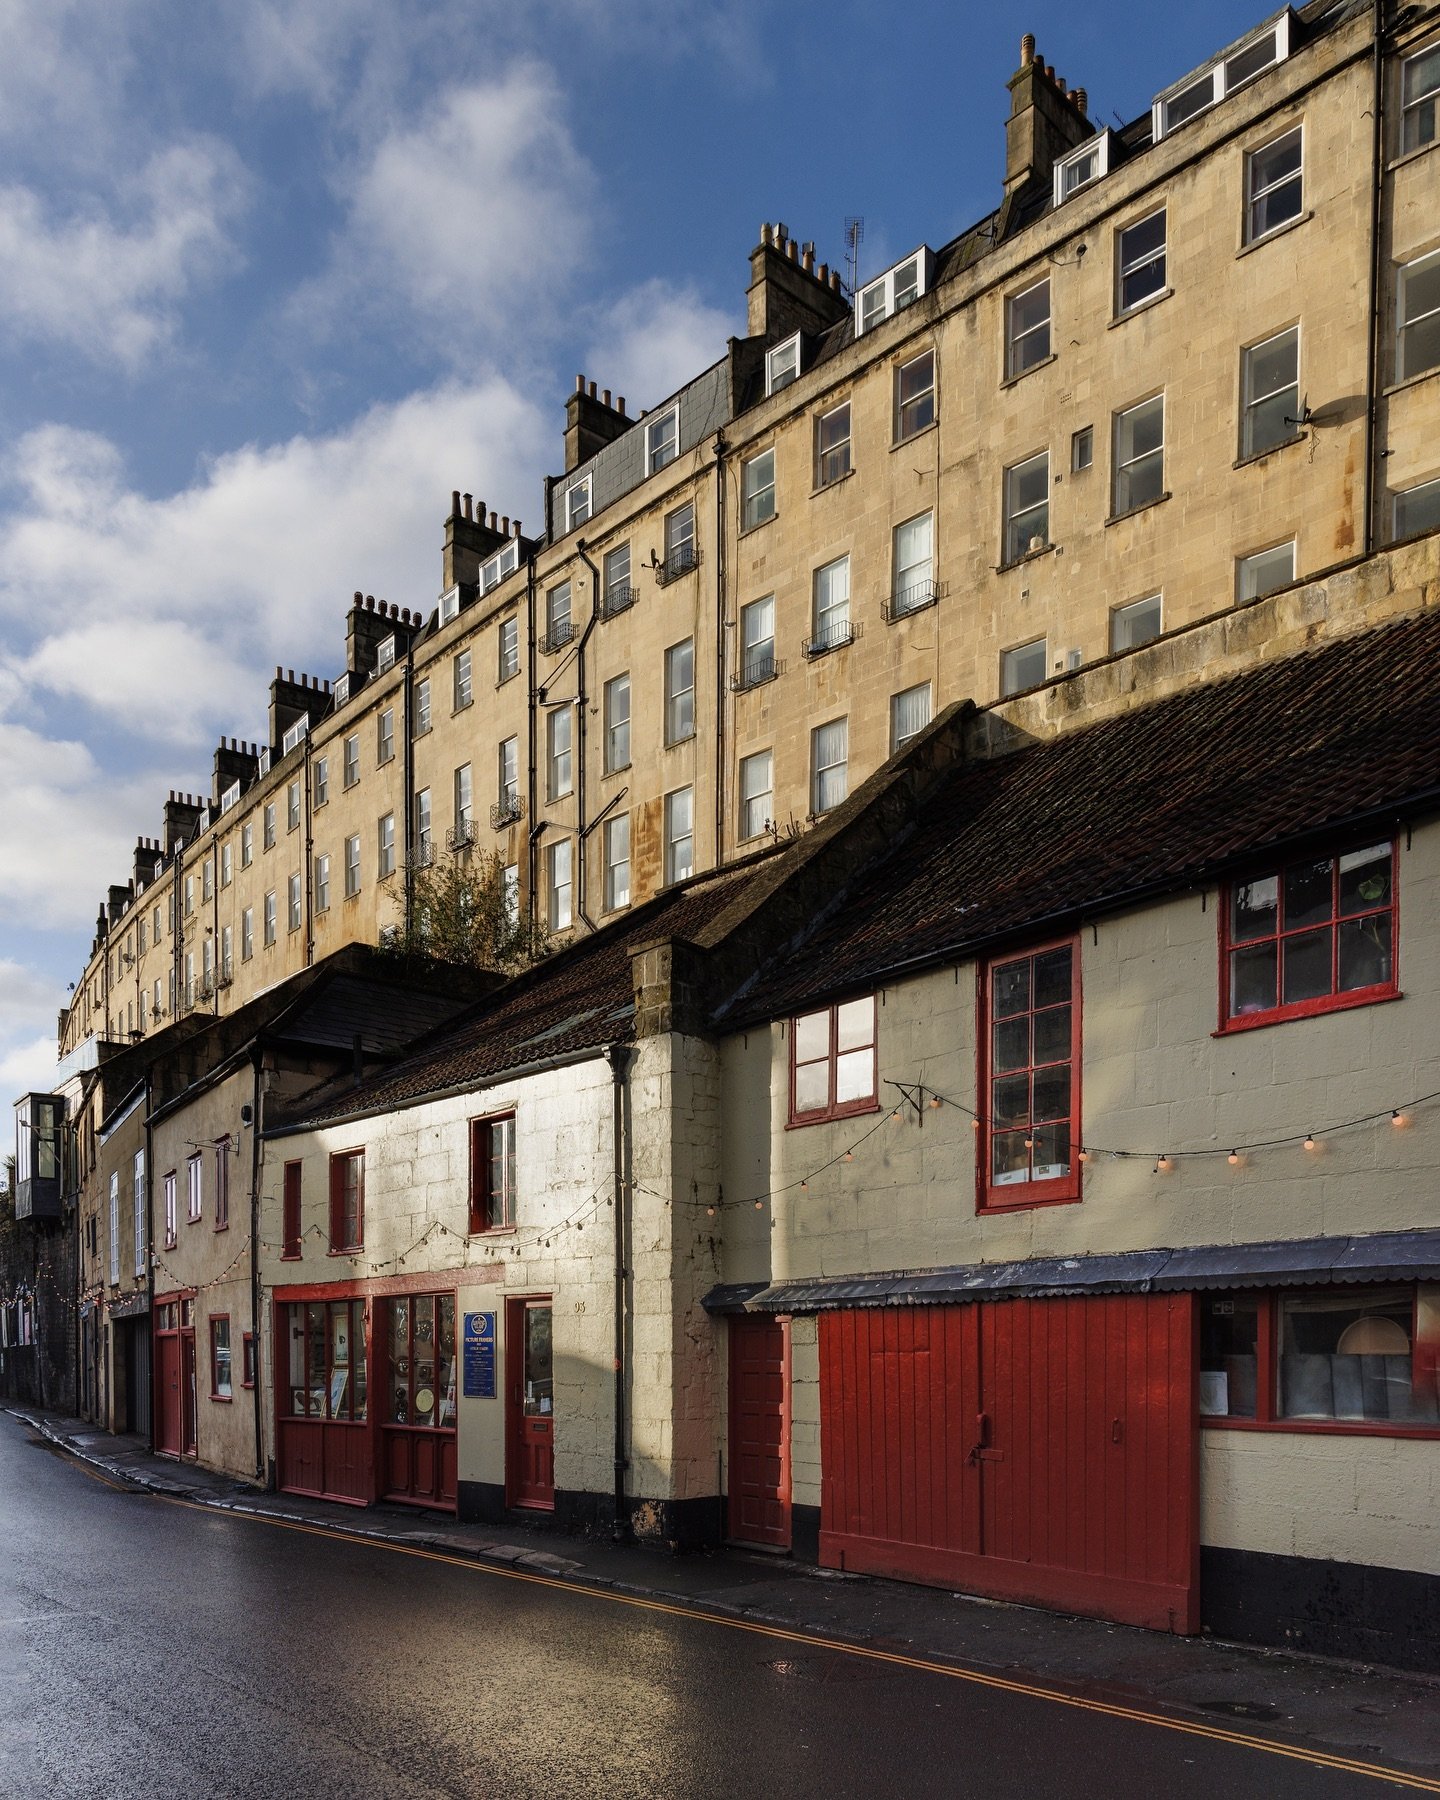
818 1295 1197 1633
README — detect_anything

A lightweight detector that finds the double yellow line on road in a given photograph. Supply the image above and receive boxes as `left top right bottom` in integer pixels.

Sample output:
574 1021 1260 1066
156 1495 1439 1794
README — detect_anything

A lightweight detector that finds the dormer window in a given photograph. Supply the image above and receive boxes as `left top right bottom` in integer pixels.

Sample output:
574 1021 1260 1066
333 673 351 706
438 586 460 625
281 717 308 756
1152 11 1293 140
645 406 679 474
479 539 520 595
220 781 241 815
854 249 933 337
765 334 800 395
565 475 592 532
376 634 396 673
1053 130 1114 205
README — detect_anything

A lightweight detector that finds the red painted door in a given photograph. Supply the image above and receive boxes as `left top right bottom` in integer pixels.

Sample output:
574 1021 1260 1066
819 1295 1197 1633
728 1315 791 1547
180 1330 197 1457
506 1298 554 1510
155 1332 181 1455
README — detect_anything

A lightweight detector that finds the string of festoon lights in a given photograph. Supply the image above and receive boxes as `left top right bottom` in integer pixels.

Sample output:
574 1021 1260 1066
638 1074 1440 1216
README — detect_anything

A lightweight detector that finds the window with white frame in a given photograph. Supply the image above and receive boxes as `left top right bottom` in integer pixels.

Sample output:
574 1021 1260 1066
313 758 329 808
288 872 301 933
184 873 194 916
1395 476 1440 539
376 634 396 674
502 864 519 924
565 476 592 532
378 813 395 879
415 788 432 861
1004 452 1051 563
810 556 851 655
1112 394 1165 515
454 765 472 840
766 334 800 394
1241 326 1301 457
1053 130 1113 205
739 595 776 686
1071 425 1094 472
855 249 931 335
1401 41 1440 154
1117 210 1167 313
664 787 694 885
604 814 630 911
741 448 776 530
1398 249 1440 382
1245 126 1304 243
263 892 277 946
547 838 573 930
241 821 253 867
343 735 360 788
545 581 573 649
815 401 851 486
739 750 773 840
1006 279 1051 378
1111 594 1163 652
241 908 254 960
187 1153 202 1222
890 682 932 751
109 1172 120 1284
439 586 460 624
548 707 573 800
202 936 214 990
1153 15 1292 138
315 854 330 913
163 1171 177 1249
661 502 696 580
604 674 630 773
454 648 473 709
203 855 215 900
480 539 520 594
498 737 520 812
497 615 520 682
646 406 679 473
603 544 633 615
414 678 431 735
891 512 934 616
665 640 694 744
377 707 395 764
811 718 848 814
133 1150 145 1277
1001 639 1048 696
344 834 361 898
1236 540 1296 602
895 349 936 439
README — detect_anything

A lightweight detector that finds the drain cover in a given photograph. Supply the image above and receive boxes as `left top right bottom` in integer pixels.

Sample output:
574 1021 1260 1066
1196 1699 1284 1722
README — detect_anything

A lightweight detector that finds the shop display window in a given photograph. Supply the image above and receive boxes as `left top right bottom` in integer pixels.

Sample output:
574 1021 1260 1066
284 1298 367 1421
385 1294 457 1429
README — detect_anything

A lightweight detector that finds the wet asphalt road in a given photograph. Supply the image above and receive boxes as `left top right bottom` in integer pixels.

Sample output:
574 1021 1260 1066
0 1414 1421 1799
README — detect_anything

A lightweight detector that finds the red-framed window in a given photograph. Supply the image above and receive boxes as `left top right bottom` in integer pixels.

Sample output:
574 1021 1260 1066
383 1293 458 1427
979 938 1081 1211
788 996 877 1126
210 1315 233 1400
282 1297 367 1419
1220 841 1398 1031
469 1114 516 1233
214 1137 230 1232
282 1160 303 1259
1200 1284 1439 1437
241 1331 256 1389
329 1150 364 1253
163 1171 178 1249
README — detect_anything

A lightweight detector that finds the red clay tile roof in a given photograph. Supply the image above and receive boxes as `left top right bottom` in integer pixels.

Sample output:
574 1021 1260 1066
725 608 1440 1023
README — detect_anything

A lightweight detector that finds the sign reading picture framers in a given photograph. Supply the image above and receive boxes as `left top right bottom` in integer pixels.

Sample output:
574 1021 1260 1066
463 1311 497 1399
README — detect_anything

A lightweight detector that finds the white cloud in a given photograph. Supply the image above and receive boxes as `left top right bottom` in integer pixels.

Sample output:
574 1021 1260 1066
0 141 247 369
583 280 738 415
0 1035 61 1109
297 67 595 353
0 375 548 747
0 961 61 1036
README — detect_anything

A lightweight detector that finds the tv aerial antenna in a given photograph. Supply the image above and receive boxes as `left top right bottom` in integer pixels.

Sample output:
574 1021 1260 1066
843 216 864 296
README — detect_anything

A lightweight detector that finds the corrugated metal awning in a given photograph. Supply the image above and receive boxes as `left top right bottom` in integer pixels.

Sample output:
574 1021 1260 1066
702 1229 1440 1316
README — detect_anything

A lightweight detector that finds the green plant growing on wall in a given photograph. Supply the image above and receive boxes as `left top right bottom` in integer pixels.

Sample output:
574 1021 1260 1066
381 848 549 973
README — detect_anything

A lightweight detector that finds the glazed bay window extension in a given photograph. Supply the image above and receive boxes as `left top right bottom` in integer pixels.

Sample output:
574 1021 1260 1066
790 996 877 1123
1223 843 1397 1027
983 941 1079 1207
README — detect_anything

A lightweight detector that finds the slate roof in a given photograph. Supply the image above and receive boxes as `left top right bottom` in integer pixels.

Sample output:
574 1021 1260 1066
724 608 1440 1025
272 861 772 1131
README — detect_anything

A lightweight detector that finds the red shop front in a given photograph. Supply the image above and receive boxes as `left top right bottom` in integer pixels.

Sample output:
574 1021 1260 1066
272 1270 499 1511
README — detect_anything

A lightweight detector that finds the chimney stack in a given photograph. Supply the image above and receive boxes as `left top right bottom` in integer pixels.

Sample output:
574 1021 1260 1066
746 221 852 342
564 374 630 474
1004 34 1093 196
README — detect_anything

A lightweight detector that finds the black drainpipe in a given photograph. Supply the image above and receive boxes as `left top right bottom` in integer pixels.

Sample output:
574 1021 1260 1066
572 539 603 930
1362 0 1386 559
713 430 728 869
606 1042 634 1539
248 1045 264 1481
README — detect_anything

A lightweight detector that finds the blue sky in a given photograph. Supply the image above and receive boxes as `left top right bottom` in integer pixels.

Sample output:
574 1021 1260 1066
0 0 1272 1099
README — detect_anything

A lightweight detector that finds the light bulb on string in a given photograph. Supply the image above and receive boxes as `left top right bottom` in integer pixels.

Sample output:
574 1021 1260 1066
1228 1150 1242 1166
1155 1155 1173 1173
1303 1134 1317 1152
1078 1149 1091 1163
928 1095 942 1110
706 1205 716 1217
842 1151 853 1162
754 1198 764 1211
1392 1110 1409 1128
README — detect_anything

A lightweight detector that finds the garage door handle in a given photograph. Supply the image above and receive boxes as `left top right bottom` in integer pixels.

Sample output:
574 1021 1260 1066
1111 1417 1123 1445
966 1411 991 1464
